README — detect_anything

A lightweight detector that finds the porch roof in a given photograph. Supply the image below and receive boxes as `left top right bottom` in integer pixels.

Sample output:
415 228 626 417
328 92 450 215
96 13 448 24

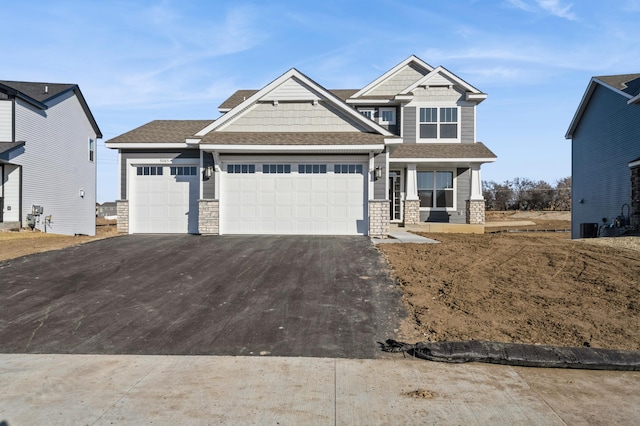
389 143 496 162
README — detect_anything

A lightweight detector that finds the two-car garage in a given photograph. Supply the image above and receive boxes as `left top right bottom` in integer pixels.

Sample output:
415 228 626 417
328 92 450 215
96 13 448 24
127 156 369 235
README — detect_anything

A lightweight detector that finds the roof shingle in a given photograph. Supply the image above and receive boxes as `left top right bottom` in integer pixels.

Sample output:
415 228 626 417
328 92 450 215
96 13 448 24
390 143 496 159
106 120 213 144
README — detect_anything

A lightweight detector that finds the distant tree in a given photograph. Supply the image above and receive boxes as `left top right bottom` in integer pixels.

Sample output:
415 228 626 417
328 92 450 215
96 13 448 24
482 176 571 211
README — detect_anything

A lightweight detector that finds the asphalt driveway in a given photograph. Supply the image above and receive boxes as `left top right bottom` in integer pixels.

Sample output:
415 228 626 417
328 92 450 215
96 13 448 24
0 235 405 358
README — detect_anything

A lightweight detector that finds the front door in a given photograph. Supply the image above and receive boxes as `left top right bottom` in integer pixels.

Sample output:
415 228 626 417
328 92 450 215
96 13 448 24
389 170 403 221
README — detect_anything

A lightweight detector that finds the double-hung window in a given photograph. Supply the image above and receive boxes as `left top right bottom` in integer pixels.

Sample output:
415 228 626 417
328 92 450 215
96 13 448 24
89 138 95 162
417 171 454 209
419 107 458 140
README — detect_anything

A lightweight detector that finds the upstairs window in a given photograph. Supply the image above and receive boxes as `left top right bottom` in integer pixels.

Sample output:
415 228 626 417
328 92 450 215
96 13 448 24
419 107 458 140
357 108 375 120
379 108 396 125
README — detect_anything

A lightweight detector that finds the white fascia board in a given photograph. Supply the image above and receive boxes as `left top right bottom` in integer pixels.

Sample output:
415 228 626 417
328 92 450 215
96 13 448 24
390 157 497 164
197 68 393 137
384 138 404 145
629 159 640 168
565 78 599 139
346 99 395 105
105 143 189 149
394 94 414 101
466 93 488 103
352 55 434 98
186 138 201 145
200 144 385 154
401 66 483 96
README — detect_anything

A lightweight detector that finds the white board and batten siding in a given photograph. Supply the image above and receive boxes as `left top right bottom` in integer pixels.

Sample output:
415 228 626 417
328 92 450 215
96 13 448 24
13 91 97 236
2 164 20 222
0 100 12 141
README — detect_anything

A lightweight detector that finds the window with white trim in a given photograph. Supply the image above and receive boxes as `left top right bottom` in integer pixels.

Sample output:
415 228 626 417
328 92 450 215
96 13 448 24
379 107 396 125
419 107 458 140
263 164 291 174
298 164 327 174
171 166 197 176
334 164 363 174
137 166 163 176
417 170 454 209
227 164 255 174
357 108 375 120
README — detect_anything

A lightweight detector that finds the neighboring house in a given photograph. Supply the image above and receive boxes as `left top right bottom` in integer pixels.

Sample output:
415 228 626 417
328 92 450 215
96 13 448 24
106 55 496 236
566 74 640 238
97 201 117 218
0 80 101 235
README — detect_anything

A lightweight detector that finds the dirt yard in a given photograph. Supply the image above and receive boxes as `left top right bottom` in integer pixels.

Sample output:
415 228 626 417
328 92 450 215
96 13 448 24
380 212 640 351
0 219 118 262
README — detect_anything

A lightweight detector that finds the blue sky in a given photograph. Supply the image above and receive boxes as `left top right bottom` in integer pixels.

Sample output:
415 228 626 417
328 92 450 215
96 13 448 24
2 0 640 202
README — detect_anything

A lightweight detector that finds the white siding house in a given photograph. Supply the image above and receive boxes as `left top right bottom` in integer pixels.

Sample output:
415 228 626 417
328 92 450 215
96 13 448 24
0 81 101 236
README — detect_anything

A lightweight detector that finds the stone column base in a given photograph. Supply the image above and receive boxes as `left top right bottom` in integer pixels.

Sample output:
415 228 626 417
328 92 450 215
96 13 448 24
198 199 219 235
466 199 485 224
369 200 390 238
116 200 129 233
403 199 420 225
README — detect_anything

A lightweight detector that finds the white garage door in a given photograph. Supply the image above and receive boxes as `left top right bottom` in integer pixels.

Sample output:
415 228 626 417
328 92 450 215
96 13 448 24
131 165 199 233
221 160 368 235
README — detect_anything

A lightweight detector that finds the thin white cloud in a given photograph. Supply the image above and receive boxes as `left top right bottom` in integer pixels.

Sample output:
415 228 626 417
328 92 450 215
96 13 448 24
506 0 577 20
535 0 577 20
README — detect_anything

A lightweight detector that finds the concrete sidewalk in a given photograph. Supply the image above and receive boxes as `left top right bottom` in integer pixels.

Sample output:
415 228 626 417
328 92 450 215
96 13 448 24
1 354 639 424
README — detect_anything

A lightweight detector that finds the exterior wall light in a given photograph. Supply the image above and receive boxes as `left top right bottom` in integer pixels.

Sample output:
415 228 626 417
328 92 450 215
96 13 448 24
375 167 383 179
204 165 214 178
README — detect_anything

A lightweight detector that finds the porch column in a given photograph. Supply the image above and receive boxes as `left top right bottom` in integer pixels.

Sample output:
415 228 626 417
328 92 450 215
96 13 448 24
467 164 485 224
404 163 420 224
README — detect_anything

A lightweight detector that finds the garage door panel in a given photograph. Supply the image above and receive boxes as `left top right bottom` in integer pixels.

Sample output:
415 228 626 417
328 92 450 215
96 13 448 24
222 160 367 235
132 164 198 234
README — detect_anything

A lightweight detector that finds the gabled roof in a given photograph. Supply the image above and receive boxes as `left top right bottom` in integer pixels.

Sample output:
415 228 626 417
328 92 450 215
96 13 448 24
566 73 640 139
351 55 434 98
198 68 393 138
400 65 487 103
105 120 213 146
0 80 103 138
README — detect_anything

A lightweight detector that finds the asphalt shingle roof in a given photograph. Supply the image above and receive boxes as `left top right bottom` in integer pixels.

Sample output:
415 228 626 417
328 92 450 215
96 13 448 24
106 120 213 144
390 143 497 159
0 141 25 155
0 80 76 103
200 132 386 145
596 74 640 97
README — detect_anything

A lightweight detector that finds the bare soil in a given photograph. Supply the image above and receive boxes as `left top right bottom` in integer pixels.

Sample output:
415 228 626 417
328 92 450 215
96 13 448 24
0 219 118 262
379 212 640 350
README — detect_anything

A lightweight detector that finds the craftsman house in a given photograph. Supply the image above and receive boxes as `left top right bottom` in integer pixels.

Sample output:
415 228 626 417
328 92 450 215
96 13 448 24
0 81 101 235
106 55 496 236
566 73 640 238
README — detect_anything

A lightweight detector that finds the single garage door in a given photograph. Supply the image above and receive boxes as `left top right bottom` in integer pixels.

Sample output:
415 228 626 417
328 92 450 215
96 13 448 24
221 160 368 235
131 164 199 233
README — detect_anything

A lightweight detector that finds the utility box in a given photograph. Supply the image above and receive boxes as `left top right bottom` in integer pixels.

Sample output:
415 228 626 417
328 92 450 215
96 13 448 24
580 222 598 238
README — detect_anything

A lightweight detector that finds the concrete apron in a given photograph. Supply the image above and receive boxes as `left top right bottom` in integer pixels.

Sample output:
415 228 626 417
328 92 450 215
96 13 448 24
1 354 639 424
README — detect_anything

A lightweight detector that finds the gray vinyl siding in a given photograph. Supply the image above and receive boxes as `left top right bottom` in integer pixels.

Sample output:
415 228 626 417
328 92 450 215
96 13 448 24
461 106 474 143
403 107 416 143
119 149 200 200
0 100 12 141
373 150 387 200
455 168 470 223
202 151 215 199
13 93 97 236
571 84 640 238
